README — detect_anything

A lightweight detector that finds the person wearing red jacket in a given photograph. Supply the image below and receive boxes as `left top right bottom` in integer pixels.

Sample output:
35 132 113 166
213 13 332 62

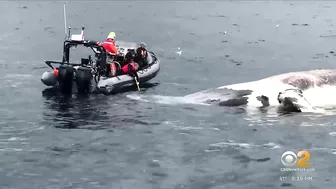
98 32 119 55
97 32 120 76
122 50 139 74
122 50 140 90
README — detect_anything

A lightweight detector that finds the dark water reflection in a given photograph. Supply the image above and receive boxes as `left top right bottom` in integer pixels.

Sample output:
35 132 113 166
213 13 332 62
41 82 160 130
42 88 111 130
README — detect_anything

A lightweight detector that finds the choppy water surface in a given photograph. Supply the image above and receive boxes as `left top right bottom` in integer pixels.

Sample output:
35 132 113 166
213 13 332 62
1 1 336 188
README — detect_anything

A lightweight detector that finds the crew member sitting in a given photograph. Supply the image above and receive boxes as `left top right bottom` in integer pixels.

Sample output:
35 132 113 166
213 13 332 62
121 50 139 76
134 43 151 69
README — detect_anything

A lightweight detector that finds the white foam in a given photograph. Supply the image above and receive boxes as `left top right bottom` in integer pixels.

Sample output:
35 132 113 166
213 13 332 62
4 74 33 78
208 140 281 150
127 94 208 105
0 33 13 41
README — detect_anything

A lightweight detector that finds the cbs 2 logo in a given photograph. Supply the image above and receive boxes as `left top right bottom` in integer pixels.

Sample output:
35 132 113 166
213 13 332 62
281 150 310 167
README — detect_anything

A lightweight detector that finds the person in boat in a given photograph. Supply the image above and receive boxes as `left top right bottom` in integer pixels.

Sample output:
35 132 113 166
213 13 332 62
96 32 120 76
97 32 119 56
119 50 141 90
104 50 139 78
121 49 139 76
134 43 151 69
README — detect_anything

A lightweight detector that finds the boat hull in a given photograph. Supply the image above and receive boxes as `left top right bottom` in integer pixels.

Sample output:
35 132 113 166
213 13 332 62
41 51 160 94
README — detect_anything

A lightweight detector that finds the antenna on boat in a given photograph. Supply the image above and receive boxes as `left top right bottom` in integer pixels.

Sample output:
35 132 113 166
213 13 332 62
62 3 70 63
63 3 67 39
63 3 71 40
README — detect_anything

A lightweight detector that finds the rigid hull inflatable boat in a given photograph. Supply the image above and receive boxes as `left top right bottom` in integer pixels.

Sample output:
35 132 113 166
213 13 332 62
41 27 160 95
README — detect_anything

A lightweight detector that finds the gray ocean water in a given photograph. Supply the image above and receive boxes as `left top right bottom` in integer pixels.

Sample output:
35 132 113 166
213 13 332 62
1 1 336 189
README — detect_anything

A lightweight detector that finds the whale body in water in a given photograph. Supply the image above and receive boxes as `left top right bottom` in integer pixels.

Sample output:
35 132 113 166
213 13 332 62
128 69 336 113
185 69 336 113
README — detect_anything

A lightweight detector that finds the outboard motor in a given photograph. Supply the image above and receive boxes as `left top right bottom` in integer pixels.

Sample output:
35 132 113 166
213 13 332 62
75 67 93 94
58 65 74 94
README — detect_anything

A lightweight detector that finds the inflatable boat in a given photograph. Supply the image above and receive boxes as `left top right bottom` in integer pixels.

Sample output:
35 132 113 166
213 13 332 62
41 27 160 95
